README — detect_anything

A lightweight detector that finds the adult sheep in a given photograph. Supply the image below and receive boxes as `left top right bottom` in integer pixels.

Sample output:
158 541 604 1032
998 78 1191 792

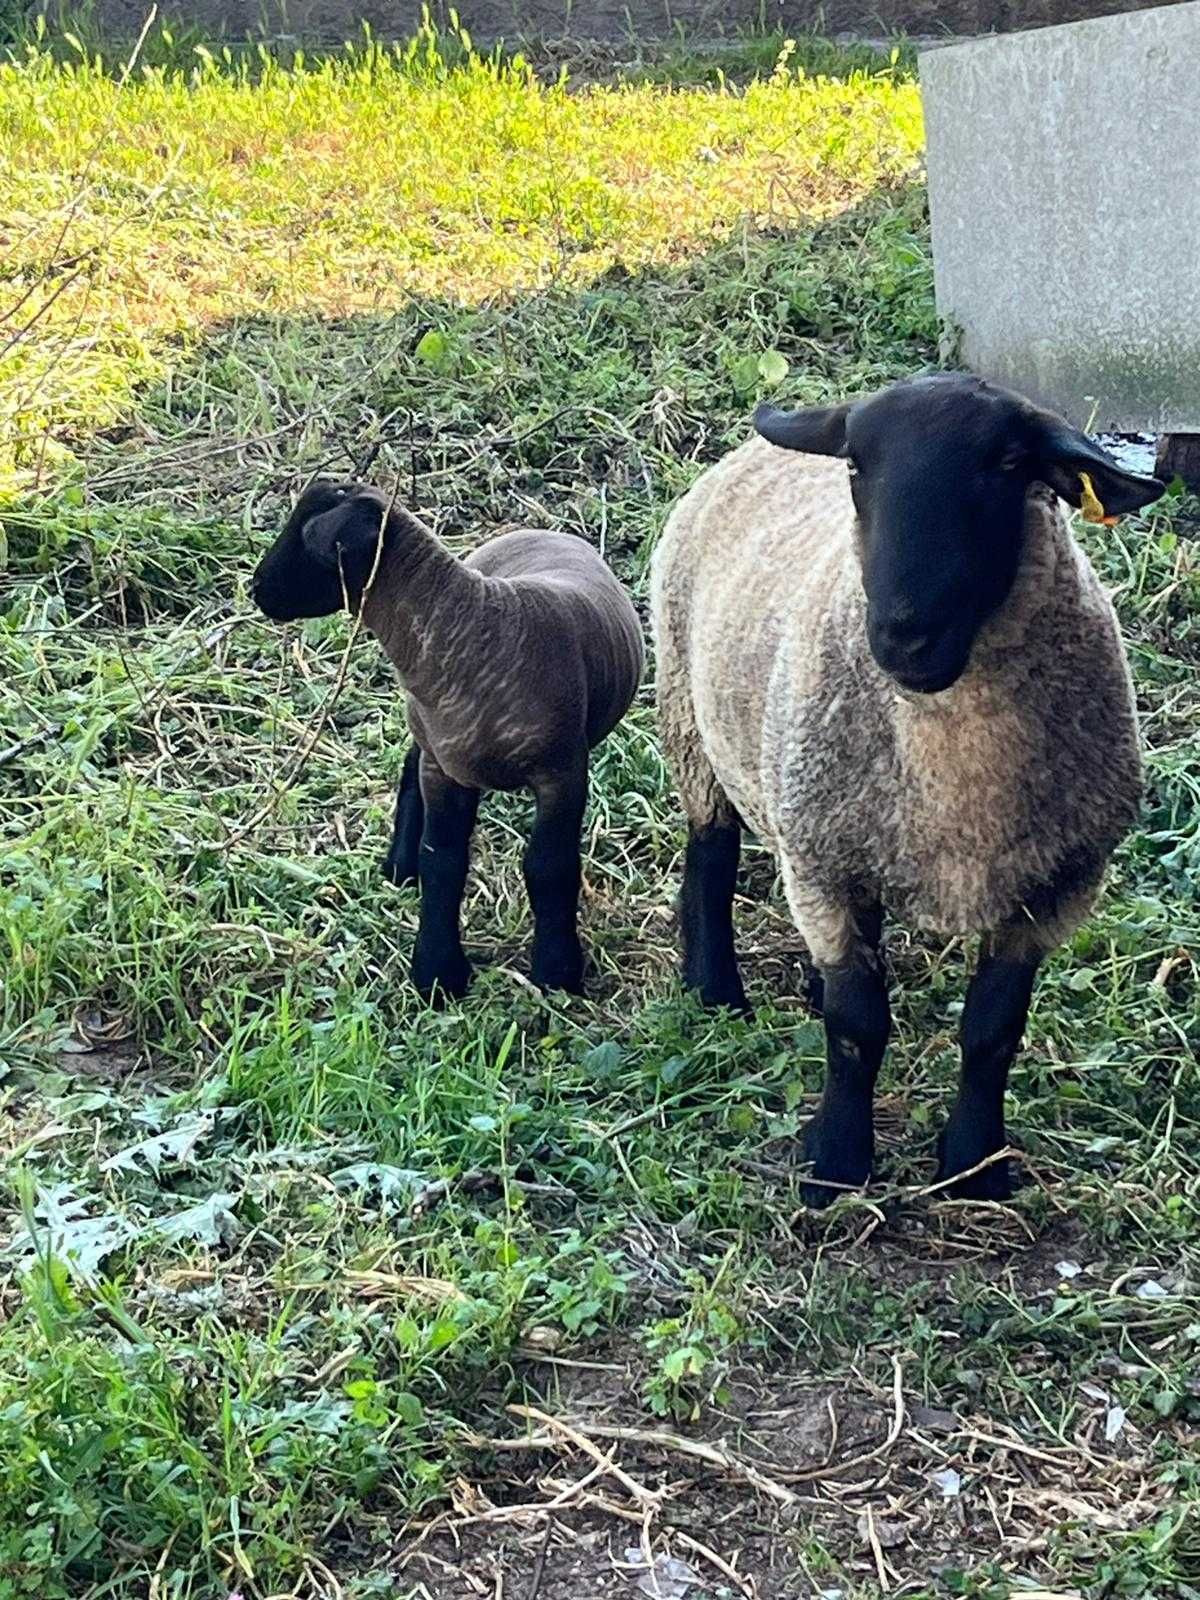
253 481 643 1002
651 373 1164 1202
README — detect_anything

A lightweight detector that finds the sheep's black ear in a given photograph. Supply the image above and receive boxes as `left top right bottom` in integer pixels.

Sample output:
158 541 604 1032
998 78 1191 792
754 400 854 456
1032 418 1165 517
300 495 389 571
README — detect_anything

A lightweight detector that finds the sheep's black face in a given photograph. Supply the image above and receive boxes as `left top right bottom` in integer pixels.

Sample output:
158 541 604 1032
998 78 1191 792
845 380 1034 694
755 374 1165 695
252 482 390 622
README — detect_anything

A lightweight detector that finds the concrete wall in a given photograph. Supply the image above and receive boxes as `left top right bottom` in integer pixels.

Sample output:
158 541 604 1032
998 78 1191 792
922 3 1200 430
92 0 1194 45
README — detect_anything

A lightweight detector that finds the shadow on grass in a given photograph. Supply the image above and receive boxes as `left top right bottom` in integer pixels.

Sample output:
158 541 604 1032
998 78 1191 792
7 179 934 602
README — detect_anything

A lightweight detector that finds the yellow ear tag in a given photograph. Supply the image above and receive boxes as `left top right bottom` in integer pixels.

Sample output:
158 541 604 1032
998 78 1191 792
1078 471 1119 526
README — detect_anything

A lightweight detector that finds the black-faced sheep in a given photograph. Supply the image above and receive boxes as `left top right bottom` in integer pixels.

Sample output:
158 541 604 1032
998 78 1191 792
253 481 643 1001
651 373 1164 1202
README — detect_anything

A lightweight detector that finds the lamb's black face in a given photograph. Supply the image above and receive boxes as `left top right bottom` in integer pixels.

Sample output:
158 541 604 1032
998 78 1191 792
755 374 1165 695
252 480 388 622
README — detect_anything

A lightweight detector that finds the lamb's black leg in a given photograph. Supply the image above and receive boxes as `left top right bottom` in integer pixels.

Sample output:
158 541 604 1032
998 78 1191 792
680 819 749 1014
525 759 589 996
382 745 424 887
804 909 888 1205
937 934 1041 1200
411 760 479 1004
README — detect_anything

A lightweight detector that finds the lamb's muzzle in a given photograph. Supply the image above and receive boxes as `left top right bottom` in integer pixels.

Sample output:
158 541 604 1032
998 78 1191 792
653 371 1165 1204
253 478 644 1003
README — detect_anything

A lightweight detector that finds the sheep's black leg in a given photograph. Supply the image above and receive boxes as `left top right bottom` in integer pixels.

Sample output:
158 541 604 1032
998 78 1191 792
937 935 1041 1201
382 745 424 888
411 761 479 1004
525 759 589 996
804 909 887 1206
680 819 749 1014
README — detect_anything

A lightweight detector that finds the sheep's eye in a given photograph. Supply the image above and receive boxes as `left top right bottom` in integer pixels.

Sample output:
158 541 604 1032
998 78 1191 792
997 448 1026 474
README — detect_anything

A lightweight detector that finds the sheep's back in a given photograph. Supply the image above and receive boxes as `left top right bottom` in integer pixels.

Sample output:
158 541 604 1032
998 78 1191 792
653 438 857 842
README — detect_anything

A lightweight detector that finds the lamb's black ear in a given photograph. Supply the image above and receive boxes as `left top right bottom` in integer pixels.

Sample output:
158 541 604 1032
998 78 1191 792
1031 416 1165 517
300 495 389 570
754 400 854 456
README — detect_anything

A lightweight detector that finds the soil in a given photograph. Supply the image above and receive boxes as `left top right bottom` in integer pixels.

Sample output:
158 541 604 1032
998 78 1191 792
380 1214 1139 1599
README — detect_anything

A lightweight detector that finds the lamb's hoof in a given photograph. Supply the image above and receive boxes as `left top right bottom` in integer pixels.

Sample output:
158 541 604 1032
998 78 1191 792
381 851 418 889
935 1128 1016 1202
411 947 473 1005
801 1111 873 1209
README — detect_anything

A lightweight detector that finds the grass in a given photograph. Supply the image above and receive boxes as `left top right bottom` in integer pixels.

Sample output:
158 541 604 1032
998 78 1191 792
1 17 1198 1600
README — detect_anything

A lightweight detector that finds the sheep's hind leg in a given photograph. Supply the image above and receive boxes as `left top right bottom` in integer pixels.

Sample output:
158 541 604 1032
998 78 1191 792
525 757 588 996
803 905 888 1207
937 930 1041 1201
680 819 749 1014
382 746 424 887
411 759 479 1004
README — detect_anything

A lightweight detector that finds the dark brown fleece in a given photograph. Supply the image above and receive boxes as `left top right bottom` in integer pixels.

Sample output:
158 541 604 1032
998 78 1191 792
355 509 643 790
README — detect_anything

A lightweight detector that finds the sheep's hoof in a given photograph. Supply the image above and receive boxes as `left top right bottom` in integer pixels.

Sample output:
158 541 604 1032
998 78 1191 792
381 850 419 889
531 944 586 998
801 1111 873 1209
411 948 473 1005
701 983 751 1017
536 973 586 998
683 965 751 1016
934 1131 1016 1202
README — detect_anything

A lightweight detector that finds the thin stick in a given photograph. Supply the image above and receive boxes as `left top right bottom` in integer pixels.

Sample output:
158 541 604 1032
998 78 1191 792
865 1505 890 1593
1 7 158 335
913 1147 1019 1199
955 1428 1125 1476
511 1413 798 1508
674 1532 755 1598
525 1515 553 1600
509 1405 661 1508
221 481 395 847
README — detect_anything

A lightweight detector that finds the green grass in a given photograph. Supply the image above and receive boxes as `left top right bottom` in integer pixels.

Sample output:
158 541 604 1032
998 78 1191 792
2 18 1199 1600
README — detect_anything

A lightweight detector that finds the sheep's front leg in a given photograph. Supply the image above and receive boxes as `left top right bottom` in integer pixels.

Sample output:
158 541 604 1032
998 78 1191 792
382 745 424 887
805 908 888 1205
680 819 749 1014
937 932 1041 1200
411 760 479 1003
525 759 589 996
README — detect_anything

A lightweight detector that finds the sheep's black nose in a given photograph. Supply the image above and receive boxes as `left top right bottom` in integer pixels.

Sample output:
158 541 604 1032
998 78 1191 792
877 617 932 660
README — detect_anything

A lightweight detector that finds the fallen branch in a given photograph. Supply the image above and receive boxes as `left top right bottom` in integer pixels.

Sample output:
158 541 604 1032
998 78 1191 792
674 1531 755 1598
508 1405 661 1509
549 1419 801 1509
913 1147 1019 1199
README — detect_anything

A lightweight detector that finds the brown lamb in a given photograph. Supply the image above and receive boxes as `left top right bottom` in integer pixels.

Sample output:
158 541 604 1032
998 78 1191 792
253 481 644 1002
